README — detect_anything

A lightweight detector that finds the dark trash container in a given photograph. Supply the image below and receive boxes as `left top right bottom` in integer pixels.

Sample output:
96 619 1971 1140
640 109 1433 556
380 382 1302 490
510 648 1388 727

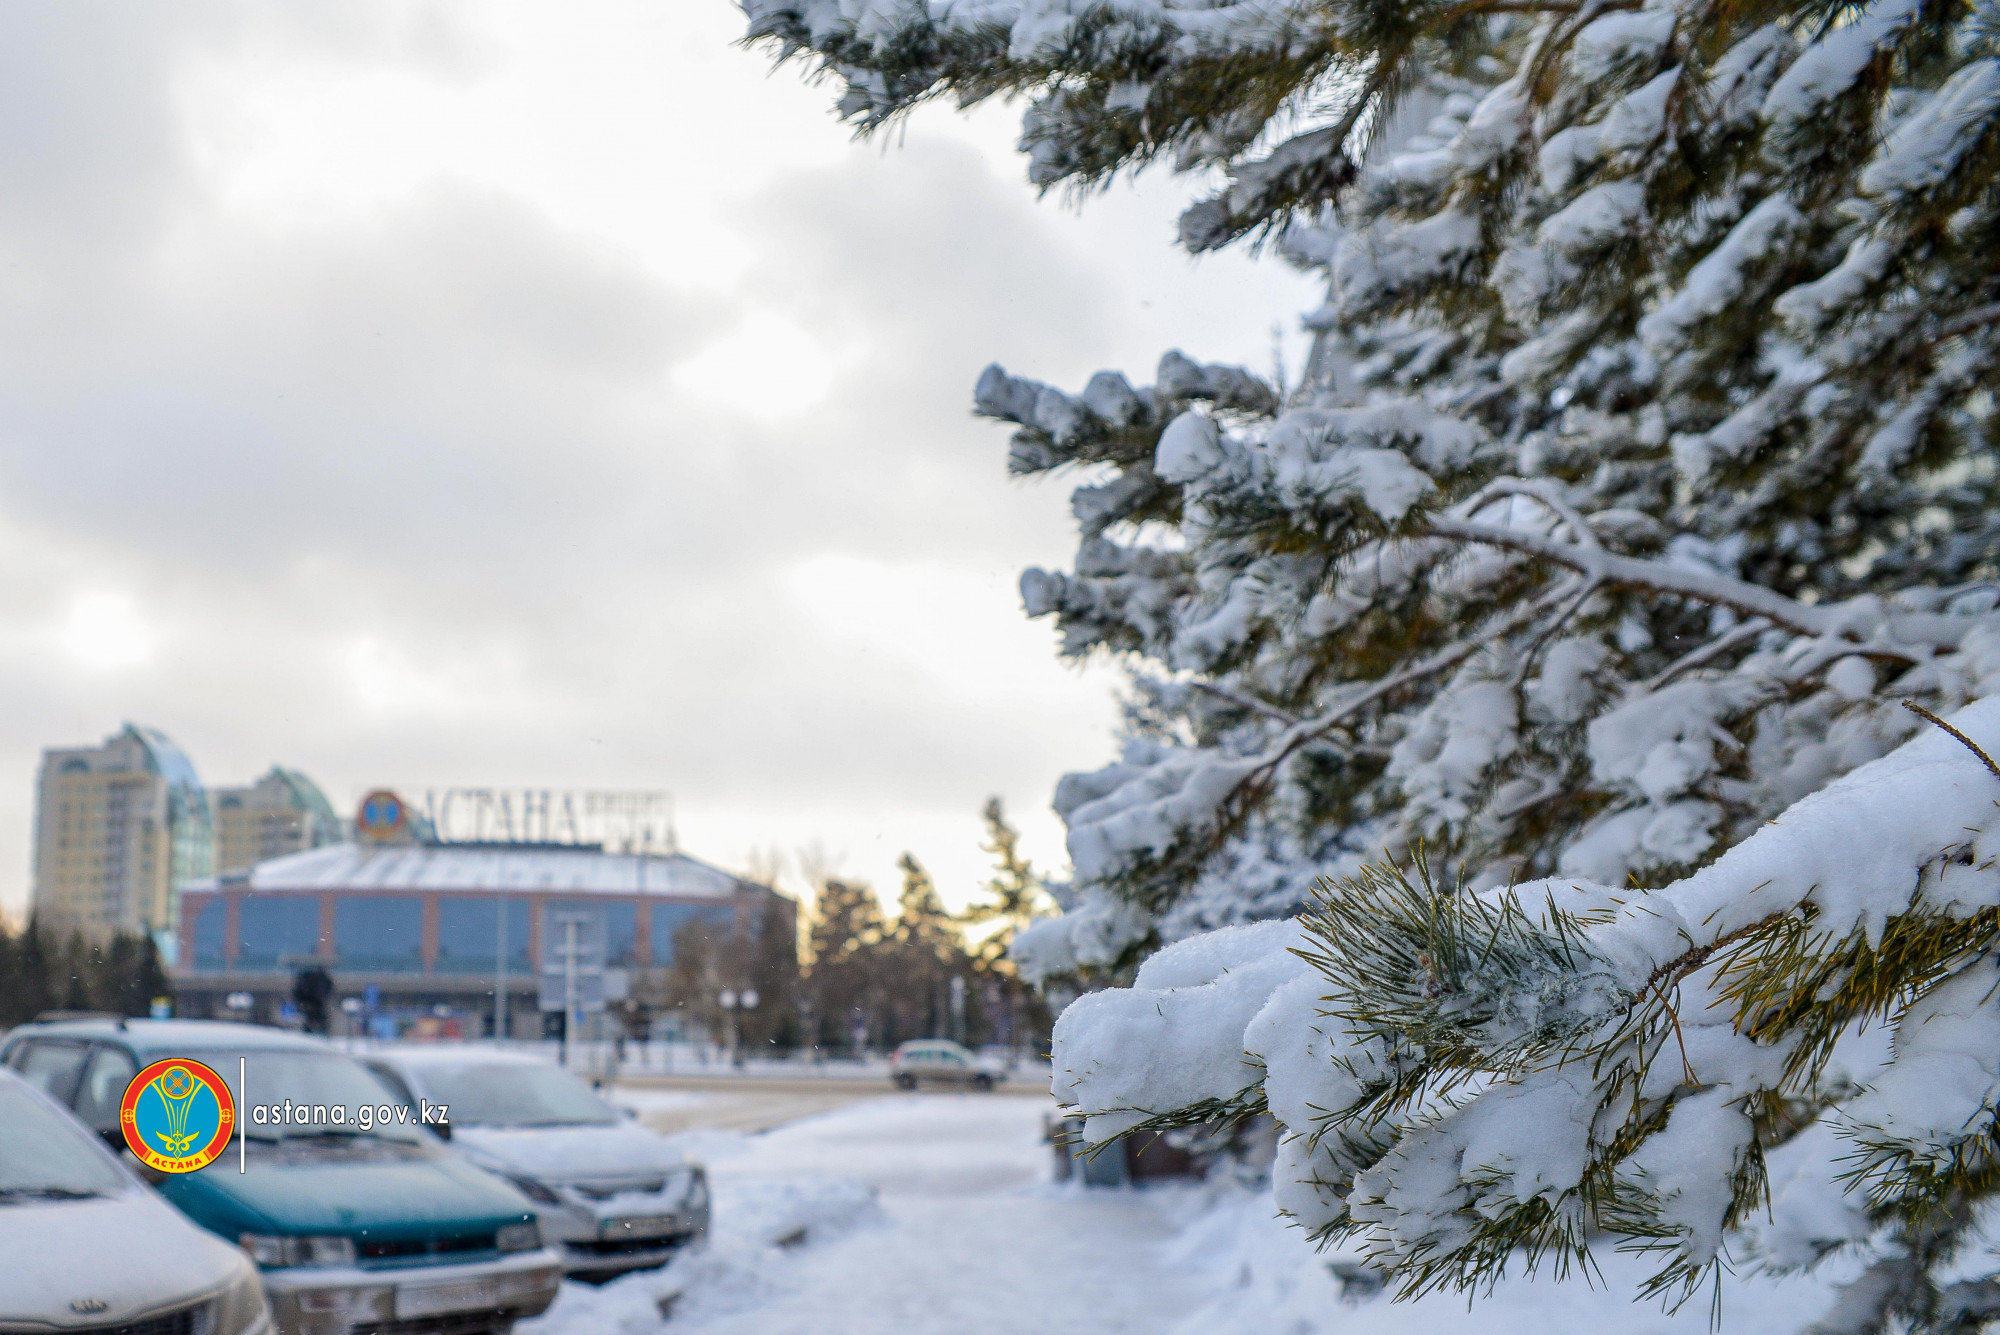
1045 1113 1200 1184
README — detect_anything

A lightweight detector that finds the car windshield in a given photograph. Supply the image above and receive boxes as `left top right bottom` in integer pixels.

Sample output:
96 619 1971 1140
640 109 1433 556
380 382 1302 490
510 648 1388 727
407 1061 618 1128
0 1082 129 1199
195 1049 427 1141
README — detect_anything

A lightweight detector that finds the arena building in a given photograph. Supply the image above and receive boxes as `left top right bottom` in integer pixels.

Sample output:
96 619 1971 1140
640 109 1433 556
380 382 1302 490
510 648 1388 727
172 790 793 1037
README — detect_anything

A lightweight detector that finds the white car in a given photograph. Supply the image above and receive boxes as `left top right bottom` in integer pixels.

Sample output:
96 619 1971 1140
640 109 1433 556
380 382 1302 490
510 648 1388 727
0 1065 273 1335
365 1048 709 1281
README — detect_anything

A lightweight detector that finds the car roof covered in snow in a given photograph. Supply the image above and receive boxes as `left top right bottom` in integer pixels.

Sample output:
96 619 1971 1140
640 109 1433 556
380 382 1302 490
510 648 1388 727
367 1045 549 1069
3 1018 331 1057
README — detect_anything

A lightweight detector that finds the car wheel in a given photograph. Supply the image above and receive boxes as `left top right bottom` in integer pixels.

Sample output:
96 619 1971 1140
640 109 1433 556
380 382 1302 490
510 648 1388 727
972 1074 994 1092
893 1072 917 1091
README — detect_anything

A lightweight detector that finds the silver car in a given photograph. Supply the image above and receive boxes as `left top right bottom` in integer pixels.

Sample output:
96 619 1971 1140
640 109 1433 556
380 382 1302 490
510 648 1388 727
366 1049 709 1282
888 1040 1008 1091
0 1066 273 1335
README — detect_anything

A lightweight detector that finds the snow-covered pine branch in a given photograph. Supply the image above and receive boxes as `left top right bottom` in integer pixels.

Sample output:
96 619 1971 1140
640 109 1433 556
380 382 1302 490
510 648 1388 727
748 0 2000 1324
740 0 1378 247
1052 697 2000 1309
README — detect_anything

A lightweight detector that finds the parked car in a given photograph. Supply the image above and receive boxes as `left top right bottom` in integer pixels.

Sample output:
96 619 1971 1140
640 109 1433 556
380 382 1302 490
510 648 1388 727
0 1064 273 1335
1 1019 562 1335
363 1047 709 1282
888 1040 1007 1091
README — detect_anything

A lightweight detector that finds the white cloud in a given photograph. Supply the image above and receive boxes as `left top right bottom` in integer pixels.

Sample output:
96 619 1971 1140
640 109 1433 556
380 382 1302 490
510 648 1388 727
672 311 853 421
343 635 551 721
59 593 154 673
782 554 1086 705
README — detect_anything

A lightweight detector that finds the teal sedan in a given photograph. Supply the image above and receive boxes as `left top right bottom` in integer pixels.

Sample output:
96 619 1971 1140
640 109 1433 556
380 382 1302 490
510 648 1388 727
2 1019 562 1335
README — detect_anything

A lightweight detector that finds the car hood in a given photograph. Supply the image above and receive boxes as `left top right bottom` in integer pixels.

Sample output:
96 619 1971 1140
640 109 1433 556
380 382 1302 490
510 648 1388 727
452 1123 687 1184
0 1189 244 1328
161 1138 534 1239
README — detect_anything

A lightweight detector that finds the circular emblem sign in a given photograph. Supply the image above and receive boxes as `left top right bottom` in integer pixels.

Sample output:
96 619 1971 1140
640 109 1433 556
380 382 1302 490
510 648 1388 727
356 789 407 844
120 1058 234 1173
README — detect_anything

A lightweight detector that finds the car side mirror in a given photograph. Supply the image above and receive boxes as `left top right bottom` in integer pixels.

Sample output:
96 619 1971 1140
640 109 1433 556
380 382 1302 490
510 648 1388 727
99 1128 127 1155
432 1118 452 1141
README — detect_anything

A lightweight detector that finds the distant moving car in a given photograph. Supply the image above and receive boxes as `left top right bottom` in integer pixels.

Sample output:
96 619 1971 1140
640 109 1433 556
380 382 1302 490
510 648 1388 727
888 1040 1006 1091
2 1019 562 1335
0 1065 273 1335
364 1047 710 1282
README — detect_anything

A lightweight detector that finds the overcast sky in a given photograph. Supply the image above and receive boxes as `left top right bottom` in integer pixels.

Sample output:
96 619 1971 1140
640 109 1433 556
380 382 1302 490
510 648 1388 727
0 1 1318 922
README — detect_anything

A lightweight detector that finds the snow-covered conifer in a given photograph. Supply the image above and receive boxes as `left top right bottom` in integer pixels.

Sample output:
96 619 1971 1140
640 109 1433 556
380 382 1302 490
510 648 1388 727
747 0 2000 1325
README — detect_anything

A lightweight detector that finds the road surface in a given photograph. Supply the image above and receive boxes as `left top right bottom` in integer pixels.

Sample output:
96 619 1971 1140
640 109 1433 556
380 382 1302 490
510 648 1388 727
606 1071 1046 1136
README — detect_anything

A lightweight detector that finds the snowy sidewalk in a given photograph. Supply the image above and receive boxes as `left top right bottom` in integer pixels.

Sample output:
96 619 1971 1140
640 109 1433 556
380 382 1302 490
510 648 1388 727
518 1093 1207 1335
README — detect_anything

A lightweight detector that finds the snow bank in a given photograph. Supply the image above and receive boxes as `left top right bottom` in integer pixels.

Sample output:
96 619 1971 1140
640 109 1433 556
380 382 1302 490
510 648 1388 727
1151 1179 1849 1334
517 1140 879 1335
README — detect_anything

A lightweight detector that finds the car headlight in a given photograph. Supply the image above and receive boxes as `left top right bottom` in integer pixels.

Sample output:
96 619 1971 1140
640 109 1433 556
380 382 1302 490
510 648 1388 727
684 1166 709 1214
505 1174 562 1206
212 1256 272 1335
238 1234 356 1268
496 1221 543 1253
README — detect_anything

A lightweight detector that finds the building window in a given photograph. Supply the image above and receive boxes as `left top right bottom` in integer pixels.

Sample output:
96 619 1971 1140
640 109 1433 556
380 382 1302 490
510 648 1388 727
435 898 533 976
333 895 424 973
236 894 321 969
650 902 736 968
190 897 227 971
544 899 638 967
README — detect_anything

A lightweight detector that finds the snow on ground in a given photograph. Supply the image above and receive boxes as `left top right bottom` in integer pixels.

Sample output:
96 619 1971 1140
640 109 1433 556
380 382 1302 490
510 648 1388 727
1151 1182 1849 1335
519 1093 1206 1335
519 1093 1846 1335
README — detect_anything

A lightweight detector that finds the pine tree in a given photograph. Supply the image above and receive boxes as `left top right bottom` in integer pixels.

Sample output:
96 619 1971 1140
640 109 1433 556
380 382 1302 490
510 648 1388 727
801 877 891 1052
750 893 805 1052
958 799 1059 1055
749 0 2000 1326
660 918 725 1043
885 854 979 1043
957 798 1055 966
9 919 51 1026
57 930 91 1012
892 854 958 961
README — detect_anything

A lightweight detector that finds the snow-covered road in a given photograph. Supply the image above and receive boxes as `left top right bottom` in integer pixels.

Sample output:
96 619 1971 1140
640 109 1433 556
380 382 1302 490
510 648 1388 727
519 1093 1207 1335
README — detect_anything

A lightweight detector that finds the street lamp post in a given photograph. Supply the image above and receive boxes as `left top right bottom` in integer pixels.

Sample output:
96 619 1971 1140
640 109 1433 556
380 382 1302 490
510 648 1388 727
494 895 508 1046
718 989 736 1069
738 988 758 1069
560 918 581 1069
719 988 758 1069
797 997 817 1066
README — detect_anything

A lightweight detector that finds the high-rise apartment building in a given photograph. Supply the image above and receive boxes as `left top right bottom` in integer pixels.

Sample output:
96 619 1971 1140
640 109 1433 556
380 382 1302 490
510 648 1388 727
212 767 345 875
32 723 213 943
